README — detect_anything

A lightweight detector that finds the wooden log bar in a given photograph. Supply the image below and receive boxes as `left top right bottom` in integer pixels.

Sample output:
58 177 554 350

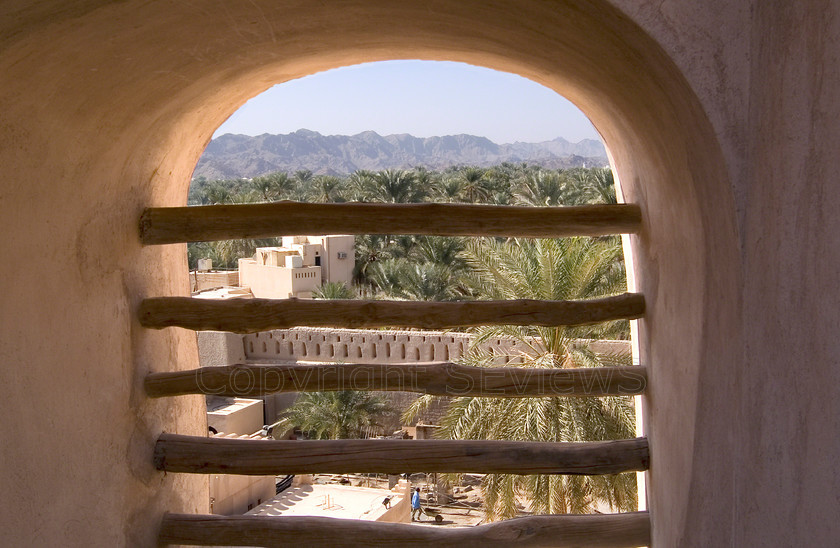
153 434 649 475
145 362 648 398
139 202 643 244
159 512 651 547
139 293 645 333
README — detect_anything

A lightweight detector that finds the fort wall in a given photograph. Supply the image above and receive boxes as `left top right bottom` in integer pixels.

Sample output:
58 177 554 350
241 327 629 365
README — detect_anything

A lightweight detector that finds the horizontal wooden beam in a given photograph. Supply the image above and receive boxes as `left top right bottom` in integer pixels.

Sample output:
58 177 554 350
139 202 643 244
159 512 651 547
154 434 649 475
145 363 647 398
139 293 645 333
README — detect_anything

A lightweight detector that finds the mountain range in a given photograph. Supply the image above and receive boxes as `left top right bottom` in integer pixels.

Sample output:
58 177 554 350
192 129 608 179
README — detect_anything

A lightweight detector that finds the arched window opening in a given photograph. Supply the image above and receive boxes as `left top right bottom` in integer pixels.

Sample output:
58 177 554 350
172 58 644 543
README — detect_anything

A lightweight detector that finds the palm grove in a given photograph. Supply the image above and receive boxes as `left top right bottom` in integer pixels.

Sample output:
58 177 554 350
189 163 637 517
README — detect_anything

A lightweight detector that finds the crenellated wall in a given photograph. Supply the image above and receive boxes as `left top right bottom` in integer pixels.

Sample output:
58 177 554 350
241 327 629 365
201 328 630 428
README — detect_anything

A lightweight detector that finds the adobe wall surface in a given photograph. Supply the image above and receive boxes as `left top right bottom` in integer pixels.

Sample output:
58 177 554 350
207 398 264 436
208 430 276 516
239 259 321 298
605 3 840 545
210 472 275 516
197 331 247 368
190 270 240 292
321 235 355 284
1 1 838 546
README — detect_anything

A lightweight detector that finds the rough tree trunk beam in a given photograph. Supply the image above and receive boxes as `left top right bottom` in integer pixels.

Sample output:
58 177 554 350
139 293 645 333
140 202 642 244
154 434 649 475
158 512 651 547
145 363 648 398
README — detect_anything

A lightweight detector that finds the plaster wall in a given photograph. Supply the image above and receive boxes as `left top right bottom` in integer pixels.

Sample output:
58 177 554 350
320 235 355 284
265 235 355 284
735 4 840 545
190 270 240 292
206 404 276 517
603 2 840 544
197 331 247 368
1 1 839 546
255 247 295 267
238 259 321 298
210 472 276 516
207 398 264 436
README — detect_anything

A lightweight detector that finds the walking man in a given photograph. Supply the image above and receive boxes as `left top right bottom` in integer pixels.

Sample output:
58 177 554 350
411 487 422 521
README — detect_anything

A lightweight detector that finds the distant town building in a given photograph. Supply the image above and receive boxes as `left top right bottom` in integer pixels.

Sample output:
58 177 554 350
190 259 240 292
238 235 354 299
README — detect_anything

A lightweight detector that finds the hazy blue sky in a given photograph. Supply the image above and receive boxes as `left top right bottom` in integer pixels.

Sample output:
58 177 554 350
214 60 600 144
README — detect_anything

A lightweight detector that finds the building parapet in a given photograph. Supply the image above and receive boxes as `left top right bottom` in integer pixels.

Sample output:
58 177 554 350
241 327 629 365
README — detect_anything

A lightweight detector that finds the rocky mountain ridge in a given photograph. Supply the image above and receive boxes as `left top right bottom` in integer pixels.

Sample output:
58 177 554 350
193 129 608 179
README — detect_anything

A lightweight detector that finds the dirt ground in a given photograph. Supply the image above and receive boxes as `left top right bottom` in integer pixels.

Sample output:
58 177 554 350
410 503 485 527
315 473 490 527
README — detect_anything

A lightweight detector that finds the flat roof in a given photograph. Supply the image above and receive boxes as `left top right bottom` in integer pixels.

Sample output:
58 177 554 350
247 483 402 521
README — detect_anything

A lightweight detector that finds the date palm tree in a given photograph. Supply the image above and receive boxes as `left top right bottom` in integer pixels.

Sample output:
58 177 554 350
251 171 294 201
432 177 464 202
457 166 490 203
353 234 398 285
512 170 571 206
313 281 356 299
363 169 426 203
368 258 464 302
308 175 346 203
204 181 234 205
582 167 618 205
347 169 376 201
274 391 392 440
404 236 635 519
409 236 468 274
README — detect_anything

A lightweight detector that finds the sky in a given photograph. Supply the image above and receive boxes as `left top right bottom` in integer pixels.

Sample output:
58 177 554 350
214 60 600 144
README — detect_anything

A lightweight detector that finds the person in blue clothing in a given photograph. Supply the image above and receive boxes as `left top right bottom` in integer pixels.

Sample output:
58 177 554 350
411 487 422 521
